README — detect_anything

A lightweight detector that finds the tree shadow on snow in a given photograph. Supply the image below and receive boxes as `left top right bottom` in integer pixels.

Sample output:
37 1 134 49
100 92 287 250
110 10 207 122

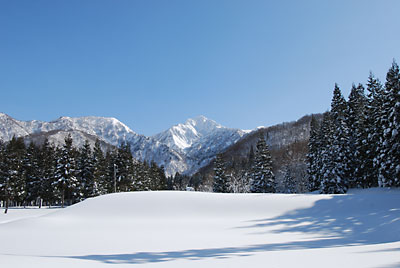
240 193 400 248
57 193 400 265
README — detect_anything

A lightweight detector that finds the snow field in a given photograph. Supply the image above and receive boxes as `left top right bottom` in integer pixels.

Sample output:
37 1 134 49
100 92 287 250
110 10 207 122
0 189 399 268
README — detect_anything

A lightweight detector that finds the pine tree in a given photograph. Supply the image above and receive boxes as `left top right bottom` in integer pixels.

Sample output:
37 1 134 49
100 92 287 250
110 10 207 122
116 142 134 192
250 136 275 193
155 165 168 190
320 85 348 194
346 84 367 188
132 160 146 191
283 165 296 193
141 161 152 191
365 73 384 187
40 139 57 206
0 137 27 212
380 61 400 187
24 142 41 205
307 115 321 191
0 140 10 212
148 161 167 190
248 145 255 164
7 137 27 207
54 135 78 207
77 140 94 199
92 139 106 195
317 112 332 193
213 154 229 193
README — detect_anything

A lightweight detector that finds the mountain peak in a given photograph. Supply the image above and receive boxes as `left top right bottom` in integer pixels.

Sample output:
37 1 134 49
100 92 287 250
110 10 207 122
0 112 12 120
0 113 251 176
184 115 221 132
189 115 210 123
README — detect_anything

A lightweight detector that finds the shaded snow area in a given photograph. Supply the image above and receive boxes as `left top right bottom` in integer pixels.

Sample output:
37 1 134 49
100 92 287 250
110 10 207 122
0 189 399 267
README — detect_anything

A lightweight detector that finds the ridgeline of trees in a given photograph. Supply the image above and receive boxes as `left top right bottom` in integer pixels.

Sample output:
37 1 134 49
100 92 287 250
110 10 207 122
1 61 399 208
308 61 400 193
211 61 400 194
0 135 167 213
212 135 276 193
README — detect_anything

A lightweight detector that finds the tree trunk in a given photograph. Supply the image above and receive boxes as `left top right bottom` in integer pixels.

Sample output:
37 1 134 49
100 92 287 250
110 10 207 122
4 198 9 214
61 190 65 208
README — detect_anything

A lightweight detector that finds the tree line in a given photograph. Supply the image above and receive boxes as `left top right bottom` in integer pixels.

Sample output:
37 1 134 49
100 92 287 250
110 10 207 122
212 135 276 193
1 61 398 209
0 135 167 213
307 61 400 193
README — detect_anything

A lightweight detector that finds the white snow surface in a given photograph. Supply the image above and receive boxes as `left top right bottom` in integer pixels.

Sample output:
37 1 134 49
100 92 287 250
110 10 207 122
154 115 246 151
153 115 248 174
0 113 187 175
1 188 399 268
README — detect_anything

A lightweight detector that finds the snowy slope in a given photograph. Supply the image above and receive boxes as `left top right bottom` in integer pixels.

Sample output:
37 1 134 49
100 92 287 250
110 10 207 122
0 188 399 268
153 115 247 151
0 113 30 141
0 113 140 144
153 115 248 174
0 113 185 175
0 113 250 176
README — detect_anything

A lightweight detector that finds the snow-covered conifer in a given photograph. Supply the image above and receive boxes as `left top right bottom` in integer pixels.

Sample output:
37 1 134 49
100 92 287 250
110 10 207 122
77 140 95 199
307 115 321 191
250 136 275 193
54 135 78 207
380 61 400 187
283 165 296 193
346 84 367 188
320 86 348 194
365 74 384 187
213 154 229 193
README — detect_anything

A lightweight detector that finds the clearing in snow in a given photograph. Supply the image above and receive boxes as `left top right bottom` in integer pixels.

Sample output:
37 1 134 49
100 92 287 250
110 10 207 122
0 188 399 267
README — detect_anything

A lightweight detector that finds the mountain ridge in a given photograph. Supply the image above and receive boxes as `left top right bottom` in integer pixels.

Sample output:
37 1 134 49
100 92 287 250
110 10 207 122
0 112 249 176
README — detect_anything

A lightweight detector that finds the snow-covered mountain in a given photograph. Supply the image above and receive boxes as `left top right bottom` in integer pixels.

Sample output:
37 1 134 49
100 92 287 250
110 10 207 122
0 113 249 176
0 113 30 141
153 116 248 174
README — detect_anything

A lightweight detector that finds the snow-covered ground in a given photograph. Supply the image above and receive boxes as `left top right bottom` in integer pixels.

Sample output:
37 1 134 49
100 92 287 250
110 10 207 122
1 188 399 268
0 206 61 224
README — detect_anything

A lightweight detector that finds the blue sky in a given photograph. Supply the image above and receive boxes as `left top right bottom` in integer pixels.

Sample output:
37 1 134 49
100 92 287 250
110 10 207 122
1 0 399 135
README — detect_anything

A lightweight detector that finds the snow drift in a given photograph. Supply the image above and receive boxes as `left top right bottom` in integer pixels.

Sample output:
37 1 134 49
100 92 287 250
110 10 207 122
0 189 399 268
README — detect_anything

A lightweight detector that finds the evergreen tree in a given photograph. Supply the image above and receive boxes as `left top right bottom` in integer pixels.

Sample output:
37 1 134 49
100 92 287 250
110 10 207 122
283 165 296 193
141 161 152 191
213 154 229 193
248 145 255 164
346 84 367 188
24 142 41 205
40 139 57 206
171 172 184 190
104 149 118 193
155 165 168 190
54 135 78 207
320 86 348 194
331 84 349 185
148 161 167 190
115 142 134 192
317 112 333 193
0 140 10 212
92 139 106 195
0 137 27 212
6 137 27 207
77 140 95 199
132 160 146 191
250 136 275 193
365 73 384 187
307 115 321 191
380 61 400 187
